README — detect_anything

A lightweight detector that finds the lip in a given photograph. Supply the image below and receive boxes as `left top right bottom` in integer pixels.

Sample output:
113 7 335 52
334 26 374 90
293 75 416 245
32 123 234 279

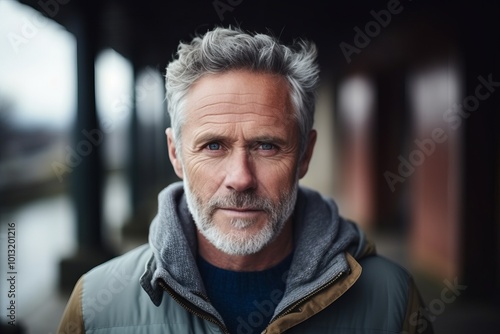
220 207 261 212
218 207 263 217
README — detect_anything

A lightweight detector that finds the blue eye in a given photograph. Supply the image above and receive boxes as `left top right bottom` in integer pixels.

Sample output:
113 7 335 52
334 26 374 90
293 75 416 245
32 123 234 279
260 143 274 150
207 143 221 150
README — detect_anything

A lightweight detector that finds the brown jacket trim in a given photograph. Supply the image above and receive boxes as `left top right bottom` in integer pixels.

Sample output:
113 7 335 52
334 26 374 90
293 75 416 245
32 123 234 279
264 253 362 334
57 276 85 334
358 238 377 259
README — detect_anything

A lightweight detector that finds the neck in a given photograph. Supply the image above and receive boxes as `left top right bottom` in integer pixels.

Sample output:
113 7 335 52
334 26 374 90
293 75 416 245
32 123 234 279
197 220 294 272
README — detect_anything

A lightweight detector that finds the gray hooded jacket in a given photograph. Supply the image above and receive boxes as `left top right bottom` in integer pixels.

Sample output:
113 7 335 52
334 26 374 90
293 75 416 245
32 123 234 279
58 182 433 334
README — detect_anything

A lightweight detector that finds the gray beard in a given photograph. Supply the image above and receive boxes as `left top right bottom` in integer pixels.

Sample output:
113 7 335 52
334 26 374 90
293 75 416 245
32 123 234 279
183 175 298 256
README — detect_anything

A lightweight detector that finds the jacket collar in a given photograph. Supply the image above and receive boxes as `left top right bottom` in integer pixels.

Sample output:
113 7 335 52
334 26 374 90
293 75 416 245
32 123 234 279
272 186 361 318
141 182 364 321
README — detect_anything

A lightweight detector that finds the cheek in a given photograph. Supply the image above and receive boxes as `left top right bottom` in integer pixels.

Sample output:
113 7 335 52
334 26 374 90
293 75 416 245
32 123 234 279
255 160 298 195
183 155 224 195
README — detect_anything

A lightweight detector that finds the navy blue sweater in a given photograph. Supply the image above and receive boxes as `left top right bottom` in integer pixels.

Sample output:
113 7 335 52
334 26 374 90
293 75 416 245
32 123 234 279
197 254 293 334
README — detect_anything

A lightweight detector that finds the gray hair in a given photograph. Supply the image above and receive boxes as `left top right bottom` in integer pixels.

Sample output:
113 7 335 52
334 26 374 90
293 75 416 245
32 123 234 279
165 26 319 158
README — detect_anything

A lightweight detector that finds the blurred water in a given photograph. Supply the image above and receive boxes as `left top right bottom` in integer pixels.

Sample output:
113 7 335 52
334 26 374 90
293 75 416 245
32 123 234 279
0 193 76 333
0 172 131 333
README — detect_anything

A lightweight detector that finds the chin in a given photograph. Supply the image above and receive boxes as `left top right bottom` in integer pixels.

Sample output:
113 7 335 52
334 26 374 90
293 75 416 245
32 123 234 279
200 224 277 256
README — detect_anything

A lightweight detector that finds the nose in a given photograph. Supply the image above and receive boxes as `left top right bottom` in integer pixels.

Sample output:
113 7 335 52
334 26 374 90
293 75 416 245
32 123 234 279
224 149 257 192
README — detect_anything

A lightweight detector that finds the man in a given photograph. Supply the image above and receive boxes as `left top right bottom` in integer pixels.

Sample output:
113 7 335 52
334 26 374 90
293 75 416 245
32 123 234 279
58 27 433 334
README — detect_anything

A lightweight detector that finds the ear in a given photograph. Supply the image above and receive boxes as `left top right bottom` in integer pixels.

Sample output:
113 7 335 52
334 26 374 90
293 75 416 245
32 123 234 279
166 128 184 179
298 130 317 179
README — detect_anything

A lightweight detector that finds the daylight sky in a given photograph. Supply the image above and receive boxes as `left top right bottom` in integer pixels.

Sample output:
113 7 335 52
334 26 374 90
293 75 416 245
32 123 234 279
0 0 133 130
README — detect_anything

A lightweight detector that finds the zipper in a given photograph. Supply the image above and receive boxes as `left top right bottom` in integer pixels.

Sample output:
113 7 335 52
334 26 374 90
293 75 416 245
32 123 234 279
158 279 230 334
263 269 349 333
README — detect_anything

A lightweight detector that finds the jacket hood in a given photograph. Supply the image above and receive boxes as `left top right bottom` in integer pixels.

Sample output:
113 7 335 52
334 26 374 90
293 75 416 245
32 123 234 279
141 181 366 322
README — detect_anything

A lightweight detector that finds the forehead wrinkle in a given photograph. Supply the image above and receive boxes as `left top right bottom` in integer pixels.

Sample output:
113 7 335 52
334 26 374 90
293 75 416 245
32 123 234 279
192 92 263 102
191 101 286 112
192 120 277 127
187 91 288 109
194 110 285 122
189 94 255 108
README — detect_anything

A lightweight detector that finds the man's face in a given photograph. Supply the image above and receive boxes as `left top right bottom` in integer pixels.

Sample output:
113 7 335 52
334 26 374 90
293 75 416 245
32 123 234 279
167 70 315 255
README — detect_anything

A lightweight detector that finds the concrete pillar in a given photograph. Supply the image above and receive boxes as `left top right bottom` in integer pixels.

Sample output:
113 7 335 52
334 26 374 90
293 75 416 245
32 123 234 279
59 4 114 292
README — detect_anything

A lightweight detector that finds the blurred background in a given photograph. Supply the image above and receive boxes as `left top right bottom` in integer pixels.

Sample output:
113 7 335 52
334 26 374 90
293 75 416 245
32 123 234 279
0 0 499 332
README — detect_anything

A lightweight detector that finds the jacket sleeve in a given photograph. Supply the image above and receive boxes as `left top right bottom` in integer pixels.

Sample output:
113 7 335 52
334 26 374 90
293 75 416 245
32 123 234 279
57 277 85 334
401 277 434 334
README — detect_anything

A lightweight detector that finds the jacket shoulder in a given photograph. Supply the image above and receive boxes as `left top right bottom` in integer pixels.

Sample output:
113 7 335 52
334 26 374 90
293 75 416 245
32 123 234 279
358 254 412 289
58 245 153 334
354 255 433 334
80 244 219 333
81 244 156 332
288 255 415 334
350 255 413 327
85 243 152 281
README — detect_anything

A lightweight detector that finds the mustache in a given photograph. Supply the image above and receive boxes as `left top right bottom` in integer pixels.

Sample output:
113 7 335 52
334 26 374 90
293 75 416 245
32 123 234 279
207 191 274 213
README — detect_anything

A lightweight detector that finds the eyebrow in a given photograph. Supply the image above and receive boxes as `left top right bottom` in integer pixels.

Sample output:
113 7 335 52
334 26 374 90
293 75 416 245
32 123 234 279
193 133 229 147
193 133 289 147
